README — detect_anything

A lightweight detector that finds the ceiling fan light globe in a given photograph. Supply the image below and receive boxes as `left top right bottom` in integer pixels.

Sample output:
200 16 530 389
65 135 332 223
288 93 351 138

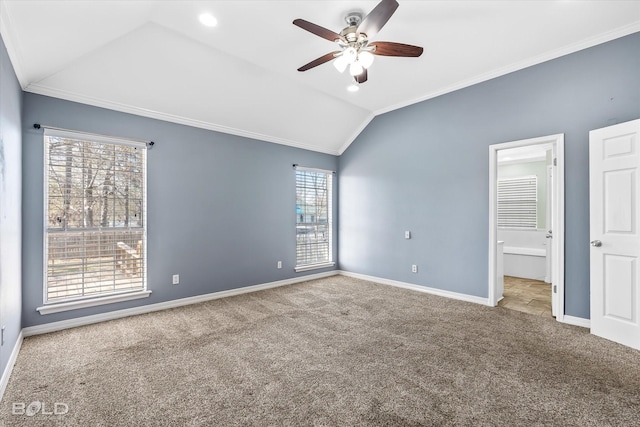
333 56 348 73
359 51 374 69
343 47 358 64
349 62 364 76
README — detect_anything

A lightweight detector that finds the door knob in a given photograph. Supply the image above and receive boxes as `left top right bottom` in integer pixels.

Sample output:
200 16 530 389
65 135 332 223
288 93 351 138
590 240 602 247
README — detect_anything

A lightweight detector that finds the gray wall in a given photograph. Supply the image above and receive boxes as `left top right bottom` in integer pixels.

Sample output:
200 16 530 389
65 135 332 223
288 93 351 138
22 94 338 328
339 32 640 319
0 35 23 378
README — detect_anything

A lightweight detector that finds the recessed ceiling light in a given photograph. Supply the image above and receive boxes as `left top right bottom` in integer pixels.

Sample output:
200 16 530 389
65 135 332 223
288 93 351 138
347 84 360 92
199 13 217 27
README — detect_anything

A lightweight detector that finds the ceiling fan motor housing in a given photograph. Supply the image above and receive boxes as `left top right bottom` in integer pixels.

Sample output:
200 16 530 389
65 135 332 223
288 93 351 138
341 12 367 42
344 12 362 27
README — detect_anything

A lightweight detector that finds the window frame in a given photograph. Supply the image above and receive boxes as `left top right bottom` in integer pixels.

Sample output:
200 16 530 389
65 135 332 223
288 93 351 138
294 166 335 272
38 128 151 315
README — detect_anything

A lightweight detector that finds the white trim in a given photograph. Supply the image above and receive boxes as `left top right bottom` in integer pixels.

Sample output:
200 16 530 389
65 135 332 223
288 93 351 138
23 271 339 337
503 246 546 257
561 315 591 329
23 84 342 156
41 133 149 310
339 271 490 306
489 147 498 306
337 113 375 155
3 8 638 157
37 290 152 315
0 2 29 89
555 138 566 322
372 23 640 118
498 156 547 166
0 331 23 403
295 169 334 270
294 262 336 273
293 165 335 174
41 134 48 313
489 134 565 322
6 269 591 383
44 127 148 149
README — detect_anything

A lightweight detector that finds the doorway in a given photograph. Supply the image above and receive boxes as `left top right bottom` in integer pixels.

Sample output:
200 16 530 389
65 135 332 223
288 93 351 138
498 276 553 317
488 134 565 322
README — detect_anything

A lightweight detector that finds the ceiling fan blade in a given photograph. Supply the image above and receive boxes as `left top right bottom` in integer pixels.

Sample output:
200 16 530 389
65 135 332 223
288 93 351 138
293 19 344 43
357 0 399 39
371 42 423 57
355 68 368 84
297 51 341 72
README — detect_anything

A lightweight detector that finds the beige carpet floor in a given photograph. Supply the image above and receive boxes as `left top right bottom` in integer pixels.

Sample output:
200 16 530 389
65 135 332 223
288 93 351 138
1 275 639 426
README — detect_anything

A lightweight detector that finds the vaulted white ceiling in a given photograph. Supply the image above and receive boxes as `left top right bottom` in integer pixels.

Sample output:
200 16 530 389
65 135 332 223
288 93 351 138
1 1 639 154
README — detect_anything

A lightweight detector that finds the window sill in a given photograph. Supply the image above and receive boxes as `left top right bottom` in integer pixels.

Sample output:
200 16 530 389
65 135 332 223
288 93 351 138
294 262 336 273
37 290 152 315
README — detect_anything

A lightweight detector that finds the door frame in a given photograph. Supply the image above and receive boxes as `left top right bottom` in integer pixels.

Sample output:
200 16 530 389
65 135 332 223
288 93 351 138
545 164 553 284
488 134 565 322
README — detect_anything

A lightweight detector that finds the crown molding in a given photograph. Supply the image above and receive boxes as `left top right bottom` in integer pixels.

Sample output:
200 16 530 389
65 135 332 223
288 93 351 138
0 0 28 89
24 83 342 156
10 16 640 158
337 112 375 155
373 23 640 117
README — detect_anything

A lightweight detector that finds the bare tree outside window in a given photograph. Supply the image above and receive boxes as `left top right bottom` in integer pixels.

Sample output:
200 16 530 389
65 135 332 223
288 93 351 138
45 133 146 303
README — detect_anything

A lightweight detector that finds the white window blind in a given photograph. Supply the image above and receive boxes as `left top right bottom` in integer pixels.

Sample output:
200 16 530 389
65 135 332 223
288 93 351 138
44 129 147 304
295 168 333 269
497 175 537 229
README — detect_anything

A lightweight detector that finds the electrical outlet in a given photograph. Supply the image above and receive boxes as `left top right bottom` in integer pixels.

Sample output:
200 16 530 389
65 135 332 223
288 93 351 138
277 261 282 269
172 274 180 285
405 231 411 239
411 264 418 273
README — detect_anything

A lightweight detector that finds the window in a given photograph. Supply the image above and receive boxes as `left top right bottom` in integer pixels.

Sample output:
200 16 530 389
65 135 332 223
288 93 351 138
497 176 537 229
41 128 149 313
295 167 334 271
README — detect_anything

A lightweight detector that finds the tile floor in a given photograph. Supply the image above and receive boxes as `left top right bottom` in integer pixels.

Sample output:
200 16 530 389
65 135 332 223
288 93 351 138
498 276 553 318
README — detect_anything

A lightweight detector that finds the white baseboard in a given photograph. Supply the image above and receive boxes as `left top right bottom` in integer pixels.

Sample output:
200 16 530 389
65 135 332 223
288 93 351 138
561 315 591 328
338 271 490 306
22 271 339 337
0 330 23 403
17 268 590 346
22 269 486 338
0 270 596 402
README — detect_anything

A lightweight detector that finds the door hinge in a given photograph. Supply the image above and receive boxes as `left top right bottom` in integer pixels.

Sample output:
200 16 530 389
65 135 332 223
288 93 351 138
553 158 557 166
553 285 557 293
1 326 4 346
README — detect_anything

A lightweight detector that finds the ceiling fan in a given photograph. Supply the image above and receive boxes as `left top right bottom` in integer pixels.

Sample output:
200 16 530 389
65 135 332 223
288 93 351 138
293 0 423 85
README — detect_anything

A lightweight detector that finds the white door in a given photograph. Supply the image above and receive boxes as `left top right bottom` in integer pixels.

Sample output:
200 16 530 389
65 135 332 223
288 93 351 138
589 119 640 349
